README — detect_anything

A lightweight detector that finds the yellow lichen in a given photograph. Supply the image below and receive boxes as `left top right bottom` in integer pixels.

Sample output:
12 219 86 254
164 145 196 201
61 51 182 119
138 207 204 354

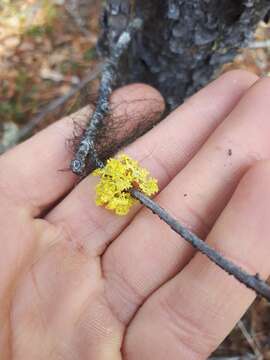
92 154 159 215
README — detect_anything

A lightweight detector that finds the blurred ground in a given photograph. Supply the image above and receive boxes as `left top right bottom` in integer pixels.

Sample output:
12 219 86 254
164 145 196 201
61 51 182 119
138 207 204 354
0 1 270 359
0 0 100 140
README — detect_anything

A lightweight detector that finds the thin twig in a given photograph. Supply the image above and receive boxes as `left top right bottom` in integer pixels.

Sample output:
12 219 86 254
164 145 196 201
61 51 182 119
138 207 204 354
237 320 263 360
0 65 101 154
70 18 143 175
65 0 93 37
131 189 270 303
249 39 270 48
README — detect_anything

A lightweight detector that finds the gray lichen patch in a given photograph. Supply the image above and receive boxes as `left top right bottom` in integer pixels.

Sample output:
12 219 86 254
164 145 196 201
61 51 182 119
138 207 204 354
99 0 270 110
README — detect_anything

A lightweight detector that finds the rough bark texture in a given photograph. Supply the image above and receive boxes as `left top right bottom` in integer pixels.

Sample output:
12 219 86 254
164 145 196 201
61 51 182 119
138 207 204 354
98 0 270 109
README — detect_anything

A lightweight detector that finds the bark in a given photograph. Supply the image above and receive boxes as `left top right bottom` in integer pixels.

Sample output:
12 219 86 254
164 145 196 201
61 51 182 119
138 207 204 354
98 0 270 109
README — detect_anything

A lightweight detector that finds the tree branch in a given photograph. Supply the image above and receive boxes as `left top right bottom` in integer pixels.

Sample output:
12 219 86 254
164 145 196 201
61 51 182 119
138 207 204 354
131 189 270 302
70 18 143 175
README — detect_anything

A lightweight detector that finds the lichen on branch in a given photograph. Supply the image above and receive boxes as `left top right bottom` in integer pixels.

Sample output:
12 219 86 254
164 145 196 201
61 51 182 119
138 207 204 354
99 0 270 109
71 10 270 303
93 154 158 215
70 18 143 175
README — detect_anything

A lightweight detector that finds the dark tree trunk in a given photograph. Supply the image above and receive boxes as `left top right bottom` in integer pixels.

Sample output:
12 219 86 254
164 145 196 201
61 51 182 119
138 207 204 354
98 0 270 109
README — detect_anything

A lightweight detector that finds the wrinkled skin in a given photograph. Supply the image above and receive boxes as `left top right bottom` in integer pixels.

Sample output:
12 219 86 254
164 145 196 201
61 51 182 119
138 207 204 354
1 70 270 360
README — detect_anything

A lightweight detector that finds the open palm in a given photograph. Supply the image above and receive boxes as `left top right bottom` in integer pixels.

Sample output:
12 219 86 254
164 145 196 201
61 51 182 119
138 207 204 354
2 70 270 360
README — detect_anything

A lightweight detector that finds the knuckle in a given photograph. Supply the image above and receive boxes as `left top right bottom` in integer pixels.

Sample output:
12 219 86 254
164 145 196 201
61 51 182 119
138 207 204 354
102 251 144 325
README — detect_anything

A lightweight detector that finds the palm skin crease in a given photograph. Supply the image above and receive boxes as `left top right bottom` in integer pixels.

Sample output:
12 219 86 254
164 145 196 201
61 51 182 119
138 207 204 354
2 71 270 359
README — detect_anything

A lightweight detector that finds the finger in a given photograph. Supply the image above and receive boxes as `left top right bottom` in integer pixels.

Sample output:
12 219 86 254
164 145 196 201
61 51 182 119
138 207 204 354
47 70 256 257
0 84 164 216
124 161 270 360
0 85 164 357
102 76 270 325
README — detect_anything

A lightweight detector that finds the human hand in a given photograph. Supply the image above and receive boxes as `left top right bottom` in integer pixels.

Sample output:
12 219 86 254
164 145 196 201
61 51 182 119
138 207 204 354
1 70 270 360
